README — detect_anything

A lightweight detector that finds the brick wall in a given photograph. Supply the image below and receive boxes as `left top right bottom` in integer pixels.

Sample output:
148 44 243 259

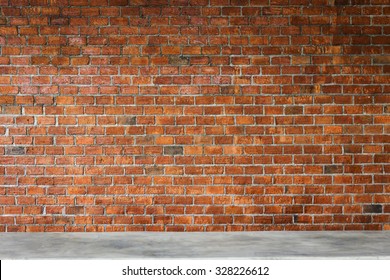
0 0 389 232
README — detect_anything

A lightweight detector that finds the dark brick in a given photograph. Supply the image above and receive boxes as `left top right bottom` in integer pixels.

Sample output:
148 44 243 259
118 116 136 125
128 0 168 7
351 0 373 5
301 85 314 94
291 16 309 25
334 0 350 5
168 56 189 66
285 106 303 115
324 165 342 174
374 175 390 184
5 146 26 155
145 166 164 175
220 86 240 95
363 204 382 214
344 145 362 153
110 0 129 5
373 56 390 64
136 135 154 145
66 206 84 215
50 17 69 25
354 215 371 223
374 154 390 163
164 146 183 155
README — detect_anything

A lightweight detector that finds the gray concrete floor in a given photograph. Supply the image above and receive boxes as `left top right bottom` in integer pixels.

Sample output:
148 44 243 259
1 232 389 259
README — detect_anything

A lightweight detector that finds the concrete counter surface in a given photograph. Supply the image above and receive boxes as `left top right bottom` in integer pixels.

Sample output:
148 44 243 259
0 232 389 259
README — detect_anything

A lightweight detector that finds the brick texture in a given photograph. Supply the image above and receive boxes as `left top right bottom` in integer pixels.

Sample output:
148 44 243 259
0 0 389 232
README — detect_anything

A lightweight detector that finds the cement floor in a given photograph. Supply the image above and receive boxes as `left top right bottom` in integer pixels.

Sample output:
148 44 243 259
0 232 389 259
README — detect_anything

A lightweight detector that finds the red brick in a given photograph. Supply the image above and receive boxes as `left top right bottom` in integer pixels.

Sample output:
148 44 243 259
0 0 388 232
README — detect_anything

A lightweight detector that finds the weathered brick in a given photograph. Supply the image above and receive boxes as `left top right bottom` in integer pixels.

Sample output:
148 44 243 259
164 146 183 155
168 56 189 65
117 116 136 125
5 146 26 155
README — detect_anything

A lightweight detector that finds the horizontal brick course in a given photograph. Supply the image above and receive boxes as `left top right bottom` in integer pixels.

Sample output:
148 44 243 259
0 0 389 232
